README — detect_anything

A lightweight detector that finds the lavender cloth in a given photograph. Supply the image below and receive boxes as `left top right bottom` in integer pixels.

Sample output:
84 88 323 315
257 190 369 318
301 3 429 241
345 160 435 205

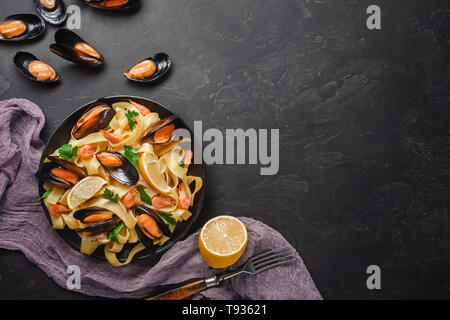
0 98 321 300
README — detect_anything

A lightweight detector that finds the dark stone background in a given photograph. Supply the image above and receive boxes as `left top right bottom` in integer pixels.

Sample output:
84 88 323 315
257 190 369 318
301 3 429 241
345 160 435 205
0 0 449 299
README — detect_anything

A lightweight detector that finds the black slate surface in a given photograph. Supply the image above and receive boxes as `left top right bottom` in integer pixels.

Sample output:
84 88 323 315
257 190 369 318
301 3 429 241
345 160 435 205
0 0 449 299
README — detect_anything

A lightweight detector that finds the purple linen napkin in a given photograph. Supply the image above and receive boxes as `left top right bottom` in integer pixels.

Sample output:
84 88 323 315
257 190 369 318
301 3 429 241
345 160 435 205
0 98 322 300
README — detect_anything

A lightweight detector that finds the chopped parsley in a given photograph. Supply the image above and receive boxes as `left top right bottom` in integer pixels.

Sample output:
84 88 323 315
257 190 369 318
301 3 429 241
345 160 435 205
124 145 139 170
58 144 78 162
126 110 139 131
159 213 177 226
103 188 119 202
40 189 52 199
137 186 151 205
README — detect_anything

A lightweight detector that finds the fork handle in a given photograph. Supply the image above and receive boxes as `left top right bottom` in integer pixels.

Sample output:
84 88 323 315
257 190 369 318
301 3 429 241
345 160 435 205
146 276 219 300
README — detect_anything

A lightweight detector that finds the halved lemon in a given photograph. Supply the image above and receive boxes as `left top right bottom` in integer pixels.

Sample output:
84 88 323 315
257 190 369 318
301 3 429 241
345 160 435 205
67 176 107 209
138 152 171 194
199 215 248 269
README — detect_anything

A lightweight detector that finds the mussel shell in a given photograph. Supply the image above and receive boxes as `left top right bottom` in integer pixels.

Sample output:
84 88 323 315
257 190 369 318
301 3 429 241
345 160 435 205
78 217 121 234
36 162 73 187
96 151 139 186
50 29 104 67
124 53 172 83
13 51 59 83
85 0 141 10
142 114 178 143
47 155 87 178
34 0 67 25
134 225 155 250
73 207 113 223
72 101 115 139
0 14 46 41
133 205 172 237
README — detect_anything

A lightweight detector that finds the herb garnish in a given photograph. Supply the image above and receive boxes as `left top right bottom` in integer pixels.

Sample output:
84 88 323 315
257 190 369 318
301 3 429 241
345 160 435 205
159 213 177 226
137 186 151 205
178 161 185 168
59 144 78 162
126 110 139 131
107 222 124 243
103 188 119 202
124 145 140 170
40 189 52 199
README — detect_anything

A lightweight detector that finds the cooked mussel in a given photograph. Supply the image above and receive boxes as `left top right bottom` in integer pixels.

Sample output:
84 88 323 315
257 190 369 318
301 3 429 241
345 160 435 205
34 0 67 25
13 52 59 83
37 156 87 187
96 151 139 186
78 216 121 234
133 205 172 249
50 29 104 67
124 53 171 83
142 114 177 144
85 0 141 10
72 101 115 139
47 155 88 178
0 14 45 41
74 207 115 223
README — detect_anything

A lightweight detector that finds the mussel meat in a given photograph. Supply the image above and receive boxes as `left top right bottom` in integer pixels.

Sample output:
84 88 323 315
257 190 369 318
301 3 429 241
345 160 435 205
96 151 139 186
133 205 172 249
124 53 172 83
37 156 87 187
72 101 116 139
14 52 59 83
50 29 104 67
0 14 45 41
78 216 121 234
34 0 67 25
74 207 115 223
85 0 141 10
142 114 177 144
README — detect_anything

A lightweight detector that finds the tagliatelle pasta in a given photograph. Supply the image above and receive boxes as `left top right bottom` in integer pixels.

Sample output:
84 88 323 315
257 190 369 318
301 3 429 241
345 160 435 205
40 100 203 266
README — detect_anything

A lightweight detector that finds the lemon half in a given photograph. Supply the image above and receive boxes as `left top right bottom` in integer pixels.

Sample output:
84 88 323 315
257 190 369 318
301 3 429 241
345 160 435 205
67 176 107 209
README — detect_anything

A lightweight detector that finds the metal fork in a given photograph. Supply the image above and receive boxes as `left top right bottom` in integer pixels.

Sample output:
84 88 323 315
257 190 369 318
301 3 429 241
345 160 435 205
146 247 296 300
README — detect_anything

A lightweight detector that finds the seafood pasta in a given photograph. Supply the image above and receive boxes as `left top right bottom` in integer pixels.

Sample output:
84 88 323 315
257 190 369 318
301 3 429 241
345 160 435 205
39 99 202 266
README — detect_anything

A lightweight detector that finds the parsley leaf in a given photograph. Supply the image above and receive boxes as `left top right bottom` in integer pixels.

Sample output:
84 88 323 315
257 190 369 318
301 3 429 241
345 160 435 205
124 145 139 170
107 222 124 243
159 213 177 226
103 188 119 202
126 110 139 131
137 186 151 205
178 161 185 168
59 144 78 162
40 189 52 199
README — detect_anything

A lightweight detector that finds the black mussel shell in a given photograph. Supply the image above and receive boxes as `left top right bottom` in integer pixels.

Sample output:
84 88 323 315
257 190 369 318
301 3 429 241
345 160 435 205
73 207 114 223
85 0 141 10
134 225 155 250
13 51 59 83
96 151 139 186
36 162 72 188
142 114 178 143
0 14 46 41
124 53 172 83
50 29 104 67
47 155 87 178
72 101 115 139
78 217 120 234
34 0 67 25
133 205 172 237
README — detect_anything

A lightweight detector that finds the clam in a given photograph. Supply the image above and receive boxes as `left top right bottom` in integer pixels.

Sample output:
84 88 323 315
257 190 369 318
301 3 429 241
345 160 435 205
50 29 104 67
85 0 141 10
96 151 139 186
34 0 67 25
142 114 177 144
37 156 87 187
124 53 172 83
0 14 46 41
133 205 172 249
13 52 59 83
72 101 116 139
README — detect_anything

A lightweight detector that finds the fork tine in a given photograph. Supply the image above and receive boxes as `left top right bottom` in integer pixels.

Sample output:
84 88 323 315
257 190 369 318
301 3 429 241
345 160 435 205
250 247 290 264
255 257 296 274
253 248 294 267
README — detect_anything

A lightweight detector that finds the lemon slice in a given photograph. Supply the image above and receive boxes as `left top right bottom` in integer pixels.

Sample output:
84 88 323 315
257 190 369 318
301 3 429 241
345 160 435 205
138 152 171 194
199 215 248 269
67 176 107 209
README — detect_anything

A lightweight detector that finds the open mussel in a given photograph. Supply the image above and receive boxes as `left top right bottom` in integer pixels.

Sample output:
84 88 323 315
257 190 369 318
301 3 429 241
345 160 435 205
50 29 104 67
96 151 139 186
133 205 172 249
124 53 172 83
78 213 120 233
34 0 67 25
142 114 177 144
0 14 45 41
72 101 115 139
38 156 87 187
74 207 115 223
13 52 59 83
85 0 141 10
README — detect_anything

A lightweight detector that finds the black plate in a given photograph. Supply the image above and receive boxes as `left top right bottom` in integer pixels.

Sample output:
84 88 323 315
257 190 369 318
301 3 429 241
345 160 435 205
38 95 206 262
